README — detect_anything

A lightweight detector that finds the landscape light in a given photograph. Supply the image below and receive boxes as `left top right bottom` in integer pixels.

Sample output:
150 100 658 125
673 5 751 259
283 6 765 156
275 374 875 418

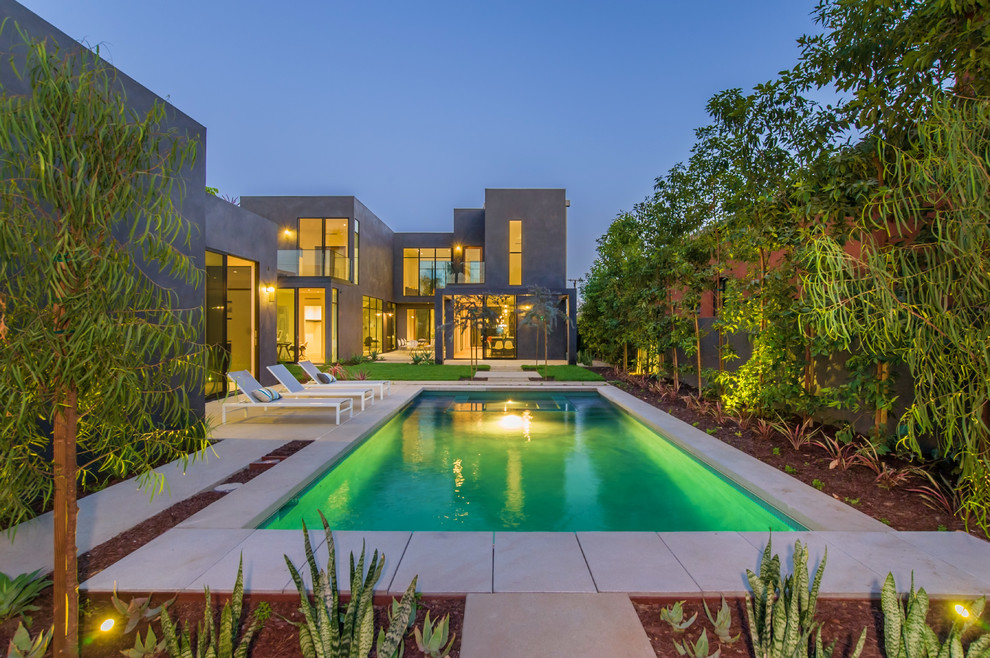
956 604 970 618
100 618 115 632
499 414 524 431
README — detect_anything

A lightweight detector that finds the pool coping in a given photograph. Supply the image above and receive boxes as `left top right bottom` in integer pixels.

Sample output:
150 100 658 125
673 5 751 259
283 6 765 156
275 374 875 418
79 382 990 598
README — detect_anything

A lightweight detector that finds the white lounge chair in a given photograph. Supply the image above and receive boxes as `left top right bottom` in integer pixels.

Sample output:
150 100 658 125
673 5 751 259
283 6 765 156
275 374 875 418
266 364 375 411
298 360 392 399
222 370 353 424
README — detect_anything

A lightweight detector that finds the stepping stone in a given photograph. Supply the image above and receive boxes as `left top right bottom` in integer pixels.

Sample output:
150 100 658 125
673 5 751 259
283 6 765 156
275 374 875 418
460 593 654 658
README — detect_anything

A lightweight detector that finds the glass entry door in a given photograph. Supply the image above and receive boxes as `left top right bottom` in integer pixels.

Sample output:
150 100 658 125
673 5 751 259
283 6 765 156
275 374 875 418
204 251 257 398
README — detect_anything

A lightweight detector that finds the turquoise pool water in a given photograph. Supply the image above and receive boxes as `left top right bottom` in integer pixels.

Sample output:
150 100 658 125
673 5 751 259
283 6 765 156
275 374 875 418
261 391 802 532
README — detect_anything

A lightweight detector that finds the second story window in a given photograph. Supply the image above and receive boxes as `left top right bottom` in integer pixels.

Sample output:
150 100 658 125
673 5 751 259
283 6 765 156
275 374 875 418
403 248 451 296
297 217 350 280
509 220 522 285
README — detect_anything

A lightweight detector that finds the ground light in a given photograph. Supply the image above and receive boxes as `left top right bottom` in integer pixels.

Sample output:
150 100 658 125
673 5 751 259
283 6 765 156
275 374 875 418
956 604 970 618
100 618 115 632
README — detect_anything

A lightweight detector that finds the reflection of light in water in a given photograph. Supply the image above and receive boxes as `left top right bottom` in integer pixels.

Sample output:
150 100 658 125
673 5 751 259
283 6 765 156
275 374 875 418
452 458 464 490
501 449 524 526
498 410 533 440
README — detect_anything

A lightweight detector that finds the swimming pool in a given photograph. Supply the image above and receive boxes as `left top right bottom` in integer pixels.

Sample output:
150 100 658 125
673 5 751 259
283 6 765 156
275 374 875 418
260 391 802 532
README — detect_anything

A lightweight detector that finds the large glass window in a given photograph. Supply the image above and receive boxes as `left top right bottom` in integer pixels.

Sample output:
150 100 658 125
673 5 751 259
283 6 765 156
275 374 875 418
362 296 383 354
451 294 516 359
204 251 257 397
403 247 452 296
352 220 359 284
331 288 338 363
509 220 522 285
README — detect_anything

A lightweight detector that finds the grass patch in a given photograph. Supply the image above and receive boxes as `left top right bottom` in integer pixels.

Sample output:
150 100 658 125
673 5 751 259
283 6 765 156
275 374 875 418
281 361 492 381
520 365 605 381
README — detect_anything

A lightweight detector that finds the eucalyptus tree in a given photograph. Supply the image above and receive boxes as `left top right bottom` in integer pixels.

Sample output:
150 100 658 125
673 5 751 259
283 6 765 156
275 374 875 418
0 28 208 654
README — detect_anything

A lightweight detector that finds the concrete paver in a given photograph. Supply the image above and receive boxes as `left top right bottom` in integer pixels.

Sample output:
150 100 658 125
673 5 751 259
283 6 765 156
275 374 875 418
460 593 655 658
897 531 990 589
578 531 700 595
0 439 283 576
80 528 254 593
494 532 596 593
660 531 762 595
390 532 493 595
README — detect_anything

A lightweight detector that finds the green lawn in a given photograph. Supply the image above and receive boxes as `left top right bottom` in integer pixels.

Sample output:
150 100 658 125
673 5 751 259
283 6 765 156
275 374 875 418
284 361 491 381
521 364 605 381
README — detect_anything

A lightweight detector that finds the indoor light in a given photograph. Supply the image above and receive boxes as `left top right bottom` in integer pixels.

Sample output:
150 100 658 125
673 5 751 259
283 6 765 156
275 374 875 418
100 618 115 632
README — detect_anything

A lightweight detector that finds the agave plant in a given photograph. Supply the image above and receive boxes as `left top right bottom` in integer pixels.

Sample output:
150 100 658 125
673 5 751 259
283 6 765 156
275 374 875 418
5 622 52 658
703 596 739 645
111 585 174 633
414 611 456 658
0 570 51 627
673 628 720 658
284 511 418 658
660 600 697 632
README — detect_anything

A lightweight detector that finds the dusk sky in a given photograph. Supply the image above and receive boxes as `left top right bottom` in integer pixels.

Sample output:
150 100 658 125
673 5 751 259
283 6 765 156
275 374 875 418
19 0 825 282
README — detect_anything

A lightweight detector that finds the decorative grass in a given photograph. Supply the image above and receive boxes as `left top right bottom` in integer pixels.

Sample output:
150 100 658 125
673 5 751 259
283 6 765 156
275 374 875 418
521 365 605 381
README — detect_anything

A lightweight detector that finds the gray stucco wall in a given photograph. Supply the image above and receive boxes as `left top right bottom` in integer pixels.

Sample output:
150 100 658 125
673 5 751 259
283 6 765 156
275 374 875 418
483 189 567 289
204 195 278 385
240 195 396 361
1 0 208 414
454 208 485 247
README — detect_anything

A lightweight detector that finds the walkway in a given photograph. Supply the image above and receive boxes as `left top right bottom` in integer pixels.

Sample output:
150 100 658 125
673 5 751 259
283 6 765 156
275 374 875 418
4 379 990 657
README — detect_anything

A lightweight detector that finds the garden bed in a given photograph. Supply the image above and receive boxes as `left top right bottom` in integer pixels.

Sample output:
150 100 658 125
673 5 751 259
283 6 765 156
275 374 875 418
593 368 980 536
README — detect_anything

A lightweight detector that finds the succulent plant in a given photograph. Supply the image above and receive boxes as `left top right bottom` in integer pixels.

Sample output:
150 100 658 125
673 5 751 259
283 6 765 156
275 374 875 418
159 555 267 658
5 622 52 658
110 585 174 634
673 628 720 658
0 570 51 626
284 510 418 658
121 627 164 658
660 600 698 633
703 596 739 645
413 611 456 658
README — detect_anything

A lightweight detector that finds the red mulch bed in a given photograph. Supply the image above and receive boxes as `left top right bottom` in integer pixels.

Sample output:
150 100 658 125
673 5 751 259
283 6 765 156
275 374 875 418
633 596 985 658
593 368 982 536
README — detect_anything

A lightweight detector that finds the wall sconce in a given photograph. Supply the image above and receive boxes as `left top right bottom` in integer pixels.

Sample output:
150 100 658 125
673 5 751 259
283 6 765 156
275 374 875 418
283 228 292 238
264 285 275 302
454 244 462 252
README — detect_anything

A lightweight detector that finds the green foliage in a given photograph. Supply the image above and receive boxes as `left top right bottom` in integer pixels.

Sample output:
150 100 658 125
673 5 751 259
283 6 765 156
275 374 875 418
673 628 720 658
784 465 798 475
409 344 434 365
881 573 990 658
812 479 825 491
519 365 604 381
110 585 174 634
159 555 267 658
5 622 52 658
0 21 209 527
121 627 163 658
521 285 571 377
0 570 50 626
413 611 456 658
284 511 418 658
660 601 697 633
745 538 865 658
704 596 739 645
340 362 488 381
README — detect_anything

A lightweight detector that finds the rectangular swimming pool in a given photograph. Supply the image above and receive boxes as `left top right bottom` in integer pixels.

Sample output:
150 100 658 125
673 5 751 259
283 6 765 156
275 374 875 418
261 391 802 532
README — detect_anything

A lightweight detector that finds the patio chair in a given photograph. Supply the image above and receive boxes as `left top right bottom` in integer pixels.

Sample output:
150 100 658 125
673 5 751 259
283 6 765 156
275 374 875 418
266 364 375 411
297 360 392 399
222 370 352 424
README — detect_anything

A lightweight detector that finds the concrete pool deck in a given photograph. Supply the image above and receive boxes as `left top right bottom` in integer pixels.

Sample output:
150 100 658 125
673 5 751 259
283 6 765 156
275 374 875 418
65 381 990 601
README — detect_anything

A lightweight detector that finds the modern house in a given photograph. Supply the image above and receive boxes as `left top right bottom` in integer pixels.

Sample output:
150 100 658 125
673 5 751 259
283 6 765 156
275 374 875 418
1 0 577 406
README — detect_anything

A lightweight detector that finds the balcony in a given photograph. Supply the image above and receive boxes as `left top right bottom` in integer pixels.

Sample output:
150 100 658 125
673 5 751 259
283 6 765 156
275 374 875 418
278 249 350 279
403 262 486 297
442 261 485 285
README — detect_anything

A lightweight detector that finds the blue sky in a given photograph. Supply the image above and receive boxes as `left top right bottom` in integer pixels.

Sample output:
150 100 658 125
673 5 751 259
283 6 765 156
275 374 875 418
18 0 824 281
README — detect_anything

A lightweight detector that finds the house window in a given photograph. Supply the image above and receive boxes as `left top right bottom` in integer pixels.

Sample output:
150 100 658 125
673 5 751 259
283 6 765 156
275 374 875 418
403 248 452 296
353 219 359 284
508 220 522 285
296 217 349 279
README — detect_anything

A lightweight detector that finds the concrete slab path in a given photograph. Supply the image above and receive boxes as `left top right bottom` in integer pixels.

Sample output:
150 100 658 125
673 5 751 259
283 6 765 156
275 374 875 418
460 593 655 658
0 438 284 576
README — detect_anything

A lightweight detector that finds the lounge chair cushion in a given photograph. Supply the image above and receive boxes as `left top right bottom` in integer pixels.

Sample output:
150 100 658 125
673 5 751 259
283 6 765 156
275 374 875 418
251 387 282 402
317 373 336 384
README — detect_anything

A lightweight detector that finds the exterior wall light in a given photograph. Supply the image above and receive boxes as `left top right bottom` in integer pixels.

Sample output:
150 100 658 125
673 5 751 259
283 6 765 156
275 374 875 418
264 285 276 301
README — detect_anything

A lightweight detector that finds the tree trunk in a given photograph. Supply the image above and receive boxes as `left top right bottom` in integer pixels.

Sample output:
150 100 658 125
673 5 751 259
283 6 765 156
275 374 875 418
543 325 548 378
874 361 889 436
694 314 702 399
623 342 628 374
53 387 79 657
